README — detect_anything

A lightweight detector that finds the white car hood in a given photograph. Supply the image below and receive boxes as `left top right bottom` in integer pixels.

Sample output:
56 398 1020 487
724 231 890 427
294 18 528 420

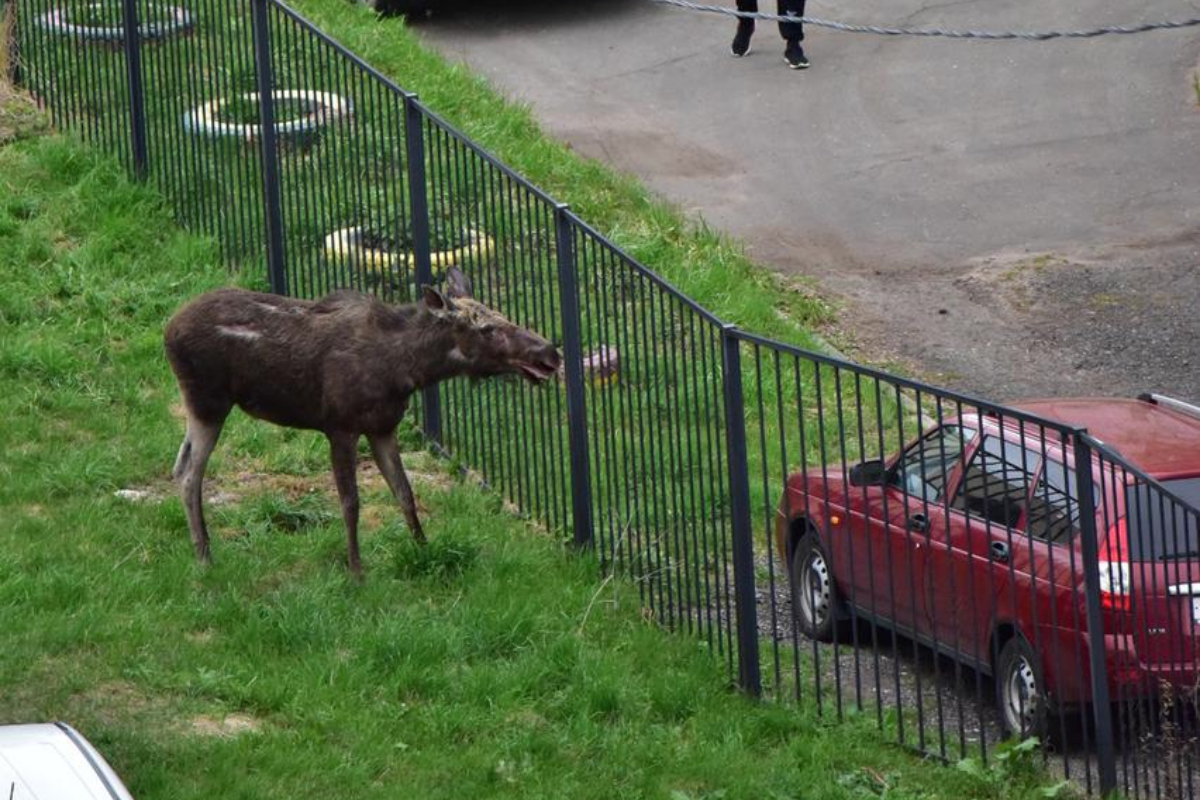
0 724 135 800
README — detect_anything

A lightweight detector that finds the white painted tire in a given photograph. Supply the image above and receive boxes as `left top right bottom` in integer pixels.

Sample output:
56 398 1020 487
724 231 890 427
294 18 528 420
183 90 351 143
321 226 494 276
37 3 192 42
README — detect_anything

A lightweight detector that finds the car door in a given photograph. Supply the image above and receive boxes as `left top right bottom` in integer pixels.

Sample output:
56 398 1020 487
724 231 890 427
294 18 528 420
854 425 973 638
938 434 1042 666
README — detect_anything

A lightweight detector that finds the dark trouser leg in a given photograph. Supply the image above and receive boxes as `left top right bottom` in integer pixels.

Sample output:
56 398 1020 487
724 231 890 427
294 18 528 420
778 0 805 41
736 0 757 31
731 0 756 55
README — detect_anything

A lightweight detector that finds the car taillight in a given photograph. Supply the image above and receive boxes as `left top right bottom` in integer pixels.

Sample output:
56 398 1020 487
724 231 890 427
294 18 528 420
1098 560 1131 612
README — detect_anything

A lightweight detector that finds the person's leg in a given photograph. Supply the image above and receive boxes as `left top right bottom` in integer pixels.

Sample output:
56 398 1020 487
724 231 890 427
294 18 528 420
731 0 756 56
779 0 810 68
777 0 804 41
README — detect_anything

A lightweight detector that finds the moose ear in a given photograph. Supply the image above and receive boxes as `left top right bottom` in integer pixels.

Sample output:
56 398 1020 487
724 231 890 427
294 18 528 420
444 266 473 300
421 285 455 312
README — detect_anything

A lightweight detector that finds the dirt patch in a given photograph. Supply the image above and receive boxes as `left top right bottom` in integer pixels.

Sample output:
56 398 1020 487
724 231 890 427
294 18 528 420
69 680 173 727
812 233 1200 403
0 82 49 146
117 447 456 509
189 713 263 738
186 629 215 645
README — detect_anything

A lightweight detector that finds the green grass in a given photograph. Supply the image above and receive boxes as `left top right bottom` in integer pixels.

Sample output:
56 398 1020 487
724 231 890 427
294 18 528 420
13 0 915 560
261 0 919 577
0 107 1049 799
9 10 935 769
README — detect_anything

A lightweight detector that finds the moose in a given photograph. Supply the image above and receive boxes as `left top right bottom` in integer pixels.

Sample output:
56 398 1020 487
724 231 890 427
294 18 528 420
164 268 561 577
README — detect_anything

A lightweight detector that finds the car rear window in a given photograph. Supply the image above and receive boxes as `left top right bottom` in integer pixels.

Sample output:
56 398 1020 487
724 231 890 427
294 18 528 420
1125 477 1200 561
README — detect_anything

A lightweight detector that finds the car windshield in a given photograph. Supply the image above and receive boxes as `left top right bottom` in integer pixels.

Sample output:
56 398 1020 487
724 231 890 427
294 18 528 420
1125 477 1200 561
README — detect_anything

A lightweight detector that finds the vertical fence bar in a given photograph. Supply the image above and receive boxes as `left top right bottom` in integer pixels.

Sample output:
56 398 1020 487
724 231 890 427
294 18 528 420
119 0 147 175
403 93 439 442
251 0 287 295
1073 432 1117 796
555 206 594 549
721 326 761 697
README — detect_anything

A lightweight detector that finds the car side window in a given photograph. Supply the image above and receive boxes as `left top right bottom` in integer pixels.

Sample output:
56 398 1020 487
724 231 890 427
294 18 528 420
889 425 975 503
951 436 1040 530
1026 459 1092 544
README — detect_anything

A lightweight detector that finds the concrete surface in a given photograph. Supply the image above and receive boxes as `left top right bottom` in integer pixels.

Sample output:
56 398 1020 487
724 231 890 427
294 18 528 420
415 0 1200 401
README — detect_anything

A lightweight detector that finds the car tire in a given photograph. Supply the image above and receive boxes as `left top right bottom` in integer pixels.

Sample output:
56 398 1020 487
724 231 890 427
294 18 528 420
995 635 1053 741
790 533 847 642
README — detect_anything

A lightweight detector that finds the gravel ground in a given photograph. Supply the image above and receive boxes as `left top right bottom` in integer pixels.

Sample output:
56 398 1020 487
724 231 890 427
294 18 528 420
739 552 1200 796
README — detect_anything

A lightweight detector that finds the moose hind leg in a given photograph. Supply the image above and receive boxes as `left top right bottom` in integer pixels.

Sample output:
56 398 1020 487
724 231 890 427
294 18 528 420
178 413 225 564
368 432 427 546
329 432 363 577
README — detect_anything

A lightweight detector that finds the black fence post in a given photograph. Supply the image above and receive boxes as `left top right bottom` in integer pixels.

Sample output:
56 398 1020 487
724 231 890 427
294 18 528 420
554 204 594 549
403 92 440 444
119 0 148 176
250 0 287 296
721 325 762 697
1073 432 1117 796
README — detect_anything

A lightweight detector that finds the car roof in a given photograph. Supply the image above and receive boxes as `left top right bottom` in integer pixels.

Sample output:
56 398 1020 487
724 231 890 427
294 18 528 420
1012 397 1200 479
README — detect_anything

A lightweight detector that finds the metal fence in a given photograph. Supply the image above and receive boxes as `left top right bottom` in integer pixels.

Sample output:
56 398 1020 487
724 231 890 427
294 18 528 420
9 0 1200 796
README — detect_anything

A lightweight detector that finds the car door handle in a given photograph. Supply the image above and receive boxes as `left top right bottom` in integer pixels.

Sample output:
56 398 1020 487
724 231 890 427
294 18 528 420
907 513 929 533
990 541 1010 563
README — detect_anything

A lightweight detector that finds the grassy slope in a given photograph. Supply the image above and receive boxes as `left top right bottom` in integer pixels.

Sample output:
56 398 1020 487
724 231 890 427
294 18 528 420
0 106 1045 798
286 0 835 351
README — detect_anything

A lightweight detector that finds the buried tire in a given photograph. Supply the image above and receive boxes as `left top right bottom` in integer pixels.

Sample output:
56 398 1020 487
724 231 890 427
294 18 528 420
37 3 192 42
183 90 351 145
789 532 847 642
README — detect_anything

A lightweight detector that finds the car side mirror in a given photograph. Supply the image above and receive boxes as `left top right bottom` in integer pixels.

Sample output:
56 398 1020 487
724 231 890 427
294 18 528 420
849 460 888 487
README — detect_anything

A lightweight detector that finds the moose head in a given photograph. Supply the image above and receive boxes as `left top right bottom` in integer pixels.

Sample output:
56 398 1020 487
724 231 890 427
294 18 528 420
422 267 562 384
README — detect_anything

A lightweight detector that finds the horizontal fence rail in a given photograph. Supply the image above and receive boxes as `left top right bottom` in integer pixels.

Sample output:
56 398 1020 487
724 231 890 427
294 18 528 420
12 1 1200 797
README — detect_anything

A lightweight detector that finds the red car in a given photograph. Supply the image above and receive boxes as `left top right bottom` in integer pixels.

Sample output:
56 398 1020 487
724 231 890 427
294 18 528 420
775 394 1200 738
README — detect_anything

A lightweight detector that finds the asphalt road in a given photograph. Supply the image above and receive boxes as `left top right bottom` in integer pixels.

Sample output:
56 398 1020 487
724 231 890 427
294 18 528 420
415 0 1200 402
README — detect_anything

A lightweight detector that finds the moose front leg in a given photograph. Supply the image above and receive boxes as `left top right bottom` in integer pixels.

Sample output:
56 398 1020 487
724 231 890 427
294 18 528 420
328 431 363 577
368 432 427 546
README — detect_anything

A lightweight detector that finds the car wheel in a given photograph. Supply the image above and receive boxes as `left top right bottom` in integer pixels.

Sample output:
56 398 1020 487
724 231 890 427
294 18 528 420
995 635 1050 740
790 533 845 642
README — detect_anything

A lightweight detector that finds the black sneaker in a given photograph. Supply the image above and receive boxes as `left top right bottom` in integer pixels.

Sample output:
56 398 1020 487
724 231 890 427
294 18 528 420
731 19 754 57
784 40 810 69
